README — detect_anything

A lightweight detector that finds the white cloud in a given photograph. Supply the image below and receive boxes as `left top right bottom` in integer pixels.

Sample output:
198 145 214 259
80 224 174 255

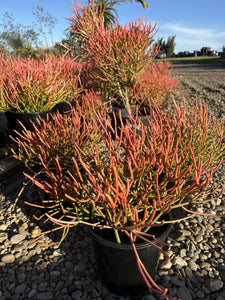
159 23 225 53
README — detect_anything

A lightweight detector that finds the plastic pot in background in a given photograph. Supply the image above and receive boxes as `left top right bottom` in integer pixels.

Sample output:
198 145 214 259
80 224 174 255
0 110 10 146
7 110 51 136
52 100 76 115
89 222 172 296
108 105 152 139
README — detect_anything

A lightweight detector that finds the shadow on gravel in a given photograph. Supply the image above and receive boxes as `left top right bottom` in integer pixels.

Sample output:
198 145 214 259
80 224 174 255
1 181 103 299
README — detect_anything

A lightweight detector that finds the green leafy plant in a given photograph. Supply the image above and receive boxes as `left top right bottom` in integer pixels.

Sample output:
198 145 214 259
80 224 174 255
4 54 82 113
14 98 224 299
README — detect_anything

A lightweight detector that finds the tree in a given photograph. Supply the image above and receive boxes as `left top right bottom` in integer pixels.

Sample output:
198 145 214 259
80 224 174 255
119 0 149 8
32 6 58 48
0 12 39 51
165 35 176 56
157 37 166 52
157 35 176 56
0 43 7 53
222 45 225 58
95 0 118 27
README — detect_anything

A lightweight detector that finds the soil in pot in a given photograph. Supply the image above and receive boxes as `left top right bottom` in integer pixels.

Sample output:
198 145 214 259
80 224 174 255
89 220 172 296
0 110 10 146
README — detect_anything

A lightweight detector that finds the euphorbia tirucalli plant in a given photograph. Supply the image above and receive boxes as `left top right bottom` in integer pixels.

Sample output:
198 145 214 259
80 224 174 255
69 1 165 111
76 89 108 119
12 91 106 172
4 54 82 113
84 19 159 108
68 0 106 48
13 98 224 299
0 53 10 111
145 98 224 184
133 61 179 107
0 53 10 145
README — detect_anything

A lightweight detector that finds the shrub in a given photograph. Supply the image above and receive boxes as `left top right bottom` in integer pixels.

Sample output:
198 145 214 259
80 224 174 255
133 61 179 107
4 54 82 112
69 1 164 110
18 98 224 243
0 53 10 110
13 98 224 299
12 108 103 172
76 90 108 119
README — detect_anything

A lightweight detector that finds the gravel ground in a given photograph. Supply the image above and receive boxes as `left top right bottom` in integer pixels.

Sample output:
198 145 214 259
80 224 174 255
171 60 225 119
0 61 225 300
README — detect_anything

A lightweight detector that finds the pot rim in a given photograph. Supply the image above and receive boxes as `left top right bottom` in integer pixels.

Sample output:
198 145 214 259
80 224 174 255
7 109 52 115
89 222 172 250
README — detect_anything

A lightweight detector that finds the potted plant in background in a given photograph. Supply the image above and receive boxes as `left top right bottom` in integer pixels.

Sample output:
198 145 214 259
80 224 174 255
4 54 82 133
13 97 224 299
133 61 179 112
69 0 179 129
11 90 107 174
0 101 10 146
75 89 108 120
0 53 10 145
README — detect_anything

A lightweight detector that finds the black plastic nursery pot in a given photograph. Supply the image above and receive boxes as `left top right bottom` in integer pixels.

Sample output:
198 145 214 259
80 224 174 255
52 100 76 115
108 105 152 139
0 110 10 146
7 109 51 135
89 222 172 296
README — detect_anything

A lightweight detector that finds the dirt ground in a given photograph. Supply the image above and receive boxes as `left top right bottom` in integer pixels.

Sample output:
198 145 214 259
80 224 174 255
170 60 225 187
171 60 225 119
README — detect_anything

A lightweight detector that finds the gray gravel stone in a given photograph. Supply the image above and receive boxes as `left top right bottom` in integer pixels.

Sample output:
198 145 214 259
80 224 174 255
177 286 192 300
195 290 205 298
0 224 8 231
173 256 188 268
36 292 54 300
188 259 198 271
71 290 82 300
170 276 186 287
205 279 223 293
0 232 8 243
161 260 172 269
17 273 26 281
195 235 203 243
28 289 37 298
10 234 25 245
1 254 15 264
144 296 156 300
15 283 26 294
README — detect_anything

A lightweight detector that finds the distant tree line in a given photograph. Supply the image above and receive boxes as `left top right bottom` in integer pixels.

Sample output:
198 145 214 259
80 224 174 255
156 35 176 57
222 46 225 58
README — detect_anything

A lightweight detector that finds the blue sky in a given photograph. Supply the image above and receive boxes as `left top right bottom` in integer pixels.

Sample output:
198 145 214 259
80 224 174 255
1 0 225 53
